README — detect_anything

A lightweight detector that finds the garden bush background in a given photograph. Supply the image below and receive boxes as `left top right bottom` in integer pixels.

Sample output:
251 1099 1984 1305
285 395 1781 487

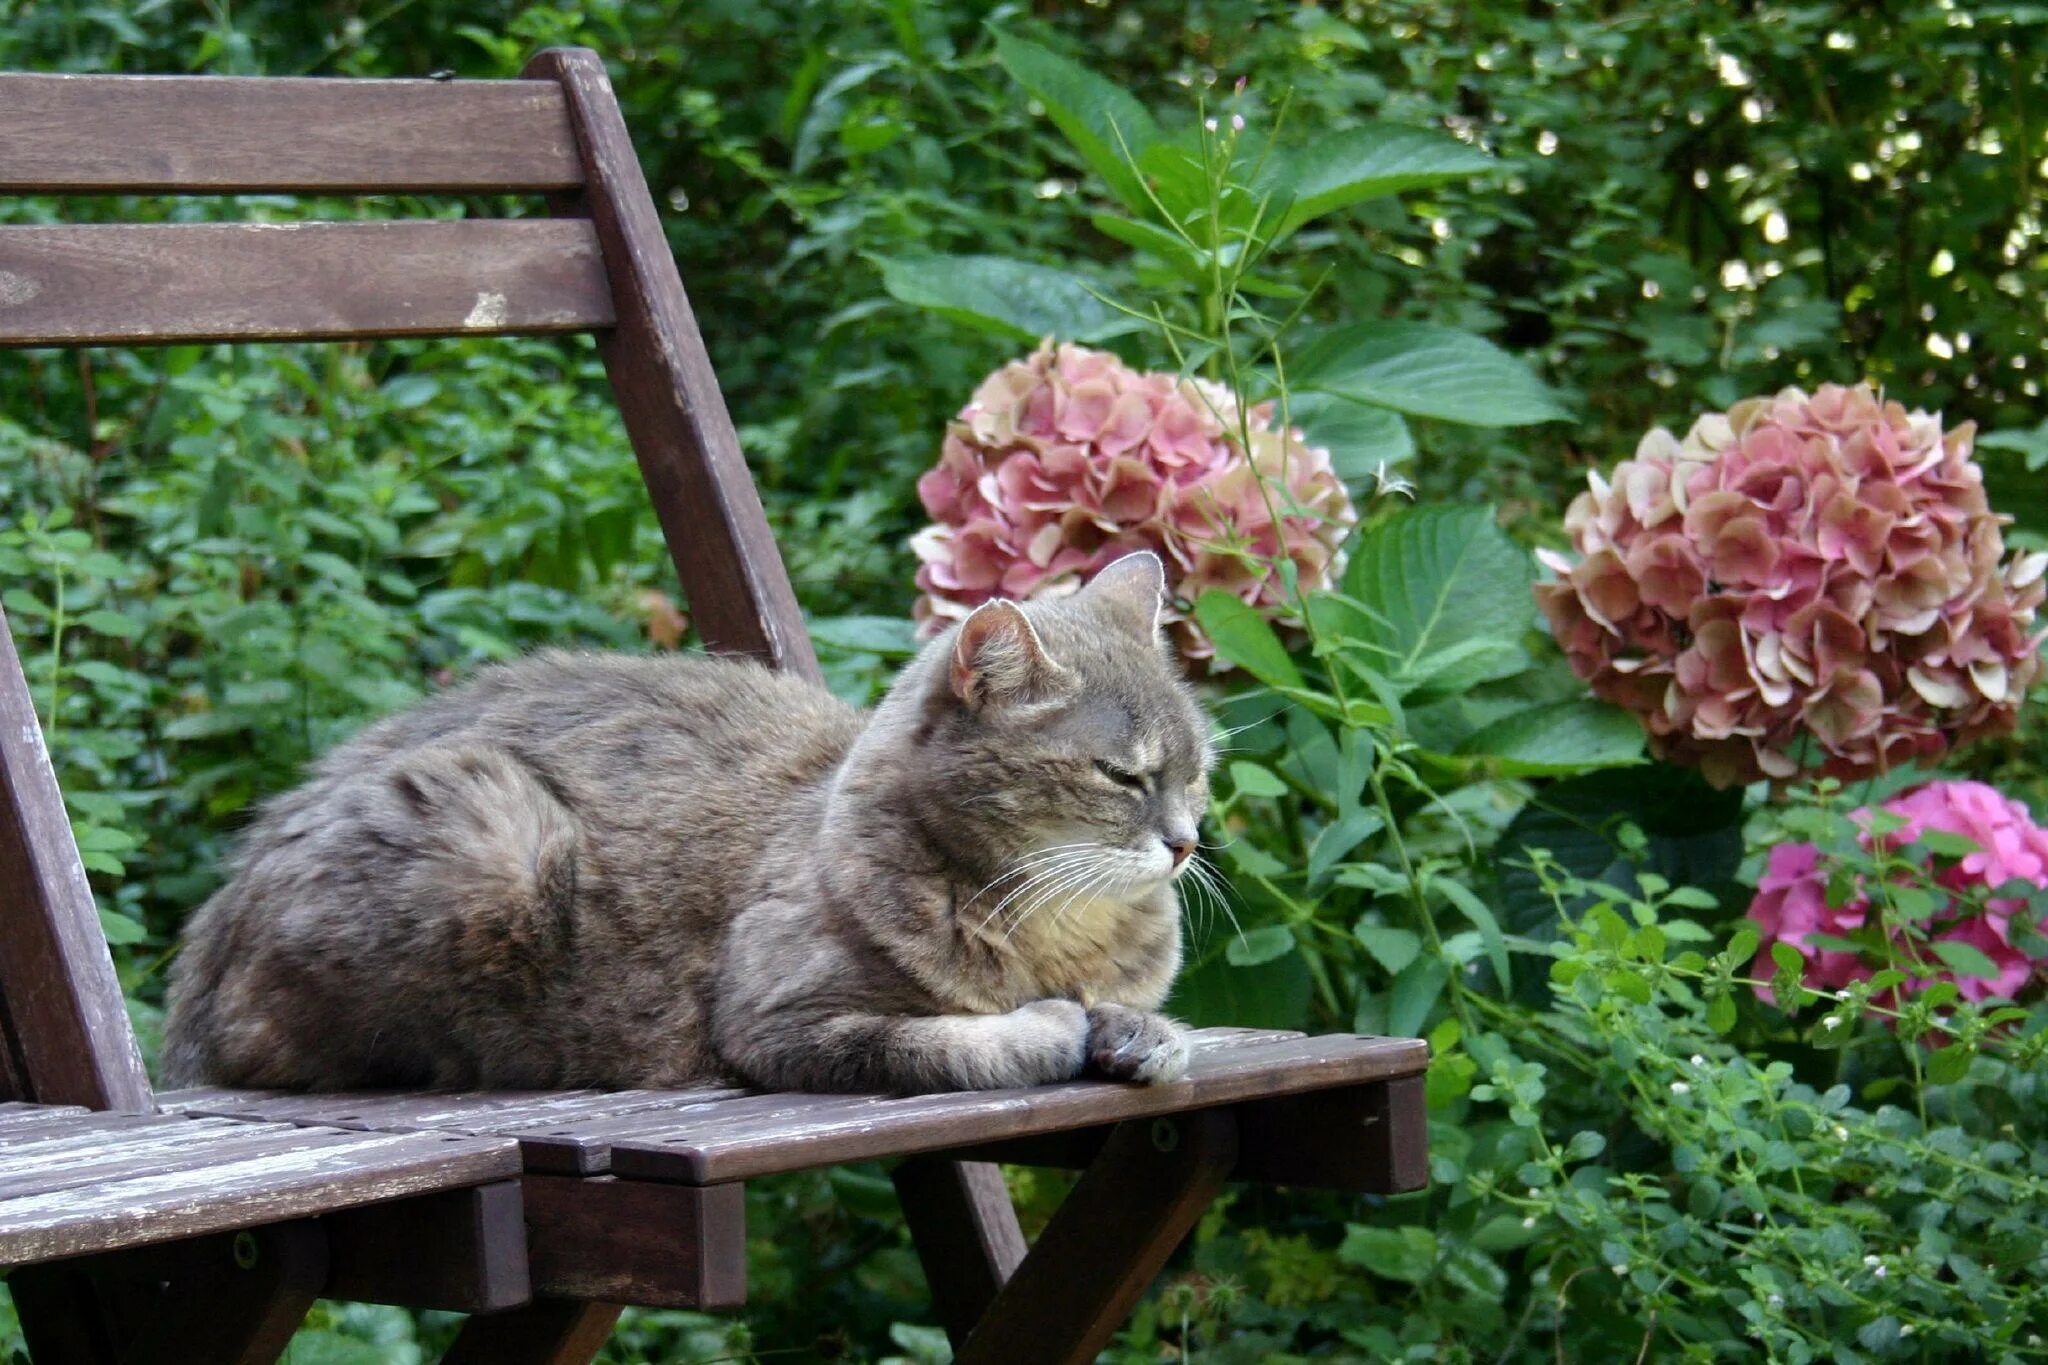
3 1 2047 1360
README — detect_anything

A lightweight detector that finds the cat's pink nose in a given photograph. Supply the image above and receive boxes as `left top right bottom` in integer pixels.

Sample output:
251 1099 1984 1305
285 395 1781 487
1166 836 1196 868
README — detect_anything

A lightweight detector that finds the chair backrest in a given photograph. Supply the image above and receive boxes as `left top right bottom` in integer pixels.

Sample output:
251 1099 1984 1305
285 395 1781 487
0 49 821 1111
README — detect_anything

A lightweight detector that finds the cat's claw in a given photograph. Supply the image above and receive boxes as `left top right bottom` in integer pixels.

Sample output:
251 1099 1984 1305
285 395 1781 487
1085 1004 1188 1085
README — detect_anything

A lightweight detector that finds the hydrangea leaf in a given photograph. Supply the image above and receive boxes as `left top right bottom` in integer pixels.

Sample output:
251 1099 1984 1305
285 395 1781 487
875 254 1135 344
989 29 1161 214
1293 321 1567 427
1258 122 1496 241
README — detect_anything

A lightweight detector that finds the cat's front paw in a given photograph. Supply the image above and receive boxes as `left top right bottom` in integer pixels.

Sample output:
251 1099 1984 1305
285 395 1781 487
1086 1004 1188 1085
994 998 1091 1087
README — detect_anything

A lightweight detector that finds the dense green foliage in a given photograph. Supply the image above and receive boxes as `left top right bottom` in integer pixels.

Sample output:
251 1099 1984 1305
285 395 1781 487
3 1 2047 1361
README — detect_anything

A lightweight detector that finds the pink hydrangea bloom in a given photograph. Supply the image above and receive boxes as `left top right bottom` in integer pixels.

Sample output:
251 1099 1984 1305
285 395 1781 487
1536 384 2047 787
1747 779 2048 1008
911 340 1355 663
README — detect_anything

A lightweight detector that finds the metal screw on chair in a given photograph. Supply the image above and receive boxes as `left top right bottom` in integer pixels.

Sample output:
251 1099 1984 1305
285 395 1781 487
1150 1118 1180 1153
232 1231 260 1269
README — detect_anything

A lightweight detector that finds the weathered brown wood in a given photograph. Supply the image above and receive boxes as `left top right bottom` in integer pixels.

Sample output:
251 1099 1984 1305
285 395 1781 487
0 604 152 1111
14 1219 327 1365
175 1084 746 1137
0 1110 171 1149
0 220 614 348
955 1111 1237 1365
323 1180 531 1312
892 1159 1026 1346
605 1033 1428 1184
442 1299 624 1365
1234 1075 1429 1194
522 1173 746 1309
524 48 819 678
0 1128 521 1266
516 1091 897 1175
0 73 582 194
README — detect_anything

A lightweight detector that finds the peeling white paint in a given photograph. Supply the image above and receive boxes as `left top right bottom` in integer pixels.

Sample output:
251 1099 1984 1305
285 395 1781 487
464 291 509 328
0 271 40 307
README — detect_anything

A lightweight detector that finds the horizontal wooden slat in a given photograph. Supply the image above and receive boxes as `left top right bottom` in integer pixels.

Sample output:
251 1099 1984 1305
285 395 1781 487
608 1034 1428 1184
161 1030 1425 1183
0 1126 523 1266
0 73 582 194
0 219 615 347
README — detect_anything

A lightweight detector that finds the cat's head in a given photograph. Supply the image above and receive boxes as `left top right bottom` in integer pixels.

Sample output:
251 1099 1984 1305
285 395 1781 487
882 552 1214 910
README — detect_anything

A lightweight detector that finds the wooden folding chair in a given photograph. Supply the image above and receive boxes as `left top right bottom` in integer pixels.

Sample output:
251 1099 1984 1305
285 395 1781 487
0 50 1429 1364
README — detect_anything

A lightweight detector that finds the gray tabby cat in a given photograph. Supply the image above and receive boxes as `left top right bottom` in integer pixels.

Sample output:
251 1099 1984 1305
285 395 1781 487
161 552 1212 1095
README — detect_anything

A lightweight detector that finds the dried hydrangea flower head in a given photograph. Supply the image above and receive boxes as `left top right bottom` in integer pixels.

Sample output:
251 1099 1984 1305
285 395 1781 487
1747 779 2048 1008
912 340 1354 664
1537 382 2047 787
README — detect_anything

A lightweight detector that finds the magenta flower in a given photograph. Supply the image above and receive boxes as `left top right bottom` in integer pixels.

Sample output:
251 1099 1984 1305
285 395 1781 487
1536 384 2046 787
1747 779 2048 1008
911 340 1355 663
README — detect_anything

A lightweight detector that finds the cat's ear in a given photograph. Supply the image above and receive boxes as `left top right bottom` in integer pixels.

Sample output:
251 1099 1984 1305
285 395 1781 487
950 600 1062 708
1079 551 1166 638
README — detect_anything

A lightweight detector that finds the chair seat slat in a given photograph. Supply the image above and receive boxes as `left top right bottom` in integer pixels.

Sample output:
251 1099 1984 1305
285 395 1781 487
0 219 616 347
0 1124 523 1266
0 73 582 194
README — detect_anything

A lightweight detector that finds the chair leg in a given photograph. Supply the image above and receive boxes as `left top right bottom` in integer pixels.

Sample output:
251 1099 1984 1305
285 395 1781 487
441 1299 622 1365
13 1220 326 1365
892 1159 1028 1344
926 1110 1237 1365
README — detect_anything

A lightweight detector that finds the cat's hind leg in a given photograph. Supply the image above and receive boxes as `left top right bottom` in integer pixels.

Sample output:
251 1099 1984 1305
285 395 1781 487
182 742 585 1088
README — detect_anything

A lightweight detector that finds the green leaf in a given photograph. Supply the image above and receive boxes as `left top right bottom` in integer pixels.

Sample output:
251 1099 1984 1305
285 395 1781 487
1707 991 1737 1034
1916 829 1983 859
1769 941 1804 975
1308 808 1385 882
1725 927 1761 965
876 254 1134 345
1564 1130 1607 1161
1337 505 1534 691
807 615 920 657
1926 1043 1973 1085
1259 122 1494 240
75 609 141 638
1356 923 1422 975
1090 213 1209 282
1980 420 2048 471
1931 939 2001 980
1194 591 1303 690
1226 923 1296 966
1293 321 1567 427
989 29 1162 213
1228 761 1289 799
1496 765 1749 995
1168 945 1311 1030
1446 699 1645 777
1338 1224 1438 1283
98 907 147 945
1434 877 1512 989
1285 393 1415 489
1387 954 1450 1036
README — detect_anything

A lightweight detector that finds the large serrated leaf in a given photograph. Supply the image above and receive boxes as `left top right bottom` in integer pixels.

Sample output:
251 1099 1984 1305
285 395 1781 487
1259 122 1495 241
1494 766 1747 1000
1285 392 1414 490
1338 505 1534 694
876 254 1134 344
990 29 1162 214
1194 591 1304 690
1445 699 1645 777
1293 321 1567 427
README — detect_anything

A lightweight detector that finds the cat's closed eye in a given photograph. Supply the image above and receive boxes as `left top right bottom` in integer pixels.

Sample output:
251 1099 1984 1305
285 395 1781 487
1092 759 1148 791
